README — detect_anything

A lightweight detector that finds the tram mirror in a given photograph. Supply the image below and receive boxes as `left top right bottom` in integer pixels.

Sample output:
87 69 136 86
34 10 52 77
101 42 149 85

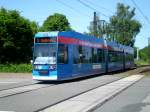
30 60 33 64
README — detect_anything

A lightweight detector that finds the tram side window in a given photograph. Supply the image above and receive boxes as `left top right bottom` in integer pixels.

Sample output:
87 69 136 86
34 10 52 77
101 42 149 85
108 51 117 62
73 45 92 64
78 46 89 63
130 54 134 61
126 54 129 61
121 52 124 61
92 48 97 63
73 45 80 64
126 53 134 61
79 46 83 63
82 46 90 63
126 53 128 61
117 52 123 62
87 47 92 63
58 44 68 64
97 49 104 63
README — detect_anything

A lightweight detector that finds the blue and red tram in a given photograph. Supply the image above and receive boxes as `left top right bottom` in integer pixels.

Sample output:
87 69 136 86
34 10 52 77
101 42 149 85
32 31 134 80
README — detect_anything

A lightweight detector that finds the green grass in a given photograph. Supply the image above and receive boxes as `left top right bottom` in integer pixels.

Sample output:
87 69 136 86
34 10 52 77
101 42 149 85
134 59 150 66
0 64 32 73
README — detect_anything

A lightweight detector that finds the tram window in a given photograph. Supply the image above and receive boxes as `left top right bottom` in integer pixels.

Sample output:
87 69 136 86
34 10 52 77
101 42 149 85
58 44 68 64
82 46 90 63
131 54 134 61
126 53 134 61
108 51 117 62
79 46 83 63
73 45 80 64
116 52 120 62
116 52 119 62
78 46 88 63
91 48 97 63
97 49 104 63
120 52 124 62
88 47 92 63
108 51 112 62
125 53 128 61
130 54 134 61
128 53 131 61
73 46 92 64
126 53 130 61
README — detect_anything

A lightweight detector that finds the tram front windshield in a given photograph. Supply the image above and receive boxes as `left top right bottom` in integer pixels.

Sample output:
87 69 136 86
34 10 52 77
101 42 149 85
34 44 57 64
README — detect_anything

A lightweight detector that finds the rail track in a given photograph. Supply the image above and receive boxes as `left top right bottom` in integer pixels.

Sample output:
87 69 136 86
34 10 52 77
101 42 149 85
0 82 56 98
0 65 149 100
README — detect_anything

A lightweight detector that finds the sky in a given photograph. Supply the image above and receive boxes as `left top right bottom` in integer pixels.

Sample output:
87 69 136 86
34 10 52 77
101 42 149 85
0 0 150 49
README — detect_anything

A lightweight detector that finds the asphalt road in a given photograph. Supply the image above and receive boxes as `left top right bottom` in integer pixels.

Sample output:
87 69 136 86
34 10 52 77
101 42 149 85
0 73 36 90
93 76 150 112
0 74 122 112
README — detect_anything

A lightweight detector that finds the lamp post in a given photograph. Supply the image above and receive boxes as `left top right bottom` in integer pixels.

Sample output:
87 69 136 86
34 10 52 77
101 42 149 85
148 37 150 46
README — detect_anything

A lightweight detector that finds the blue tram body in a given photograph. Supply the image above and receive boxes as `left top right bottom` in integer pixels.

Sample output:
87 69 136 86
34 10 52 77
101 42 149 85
32 31 134 81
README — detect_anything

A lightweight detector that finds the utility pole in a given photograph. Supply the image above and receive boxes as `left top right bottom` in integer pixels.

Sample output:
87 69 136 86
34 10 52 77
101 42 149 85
93 12 98 37
100 20 106 38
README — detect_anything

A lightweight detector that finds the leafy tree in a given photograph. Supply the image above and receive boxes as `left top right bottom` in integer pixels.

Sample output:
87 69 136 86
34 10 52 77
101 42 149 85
30 21 39 34
139 45 150 62
41 13 71 31
107 3 142 46
0 8 35 63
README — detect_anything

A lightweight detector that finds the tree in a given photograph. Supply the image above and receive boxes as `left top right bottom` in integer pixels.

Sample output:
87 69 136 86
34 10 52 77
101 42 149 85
0 8 35 63
30 21 39 34
107 3 142 46
139 45 150 62
41 13 71 31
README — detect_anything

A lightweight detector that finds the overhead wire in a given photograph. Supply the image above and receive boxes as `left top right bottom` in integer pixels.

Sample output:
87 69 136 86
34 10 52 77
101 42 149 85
55 0 91 18
130 0 150 25
85 0 114 15
121 0 143 25
76 0 110 18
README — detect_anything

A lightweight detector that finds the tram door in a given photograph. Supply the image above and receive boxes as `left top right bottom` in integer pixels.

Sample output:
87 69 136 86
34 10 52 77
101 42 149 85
57 44 72 79
72 45 82 77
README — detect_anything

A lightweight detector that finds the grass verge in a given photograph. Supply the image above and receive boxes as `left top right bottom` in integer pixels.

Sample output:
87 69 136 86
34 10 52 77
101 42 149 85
0 64 32 73
135 60 150 66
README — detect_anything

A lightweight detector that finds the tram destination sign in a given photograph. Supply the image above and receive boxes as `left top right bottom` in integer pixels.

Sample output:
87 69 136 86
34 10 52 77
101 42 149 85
35 37 57 43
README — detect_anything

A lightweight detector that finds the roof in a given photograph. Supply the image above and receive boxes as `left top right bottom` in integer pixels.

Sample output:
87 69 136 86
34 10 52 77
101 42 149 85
34 31 134 53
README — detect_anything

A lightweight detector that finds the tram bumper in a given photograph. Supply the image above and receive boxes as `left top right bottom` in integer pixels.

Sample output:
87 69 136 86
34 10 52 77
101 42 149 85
32 70 57 80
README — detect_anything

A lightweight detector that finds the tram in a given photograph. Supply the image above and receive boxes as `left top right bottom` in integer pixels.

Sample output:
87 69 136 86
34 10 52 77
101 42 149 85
32 31 134 80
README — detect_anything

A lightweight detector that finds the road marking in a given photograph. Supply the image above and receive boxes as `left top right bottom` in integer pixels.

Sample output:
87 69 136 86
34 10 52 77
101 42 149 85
0 111 15 112
0 82 17 84
41 75 144 112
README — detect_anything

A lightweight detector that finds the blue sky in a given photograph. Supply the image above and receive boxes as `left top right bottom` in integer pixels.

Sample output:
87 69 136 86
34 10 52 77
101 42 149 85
0 0 150 49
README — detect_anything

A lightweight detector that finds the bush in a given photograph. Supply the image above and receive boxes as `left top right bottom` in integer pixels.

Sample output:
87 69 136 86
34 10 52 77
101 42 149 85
0 64 32 73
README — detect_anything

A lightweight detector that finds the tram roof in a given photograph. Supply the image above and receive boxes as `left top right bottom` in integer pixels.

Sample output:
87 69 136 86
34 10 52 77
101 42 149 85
34 31 133 53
